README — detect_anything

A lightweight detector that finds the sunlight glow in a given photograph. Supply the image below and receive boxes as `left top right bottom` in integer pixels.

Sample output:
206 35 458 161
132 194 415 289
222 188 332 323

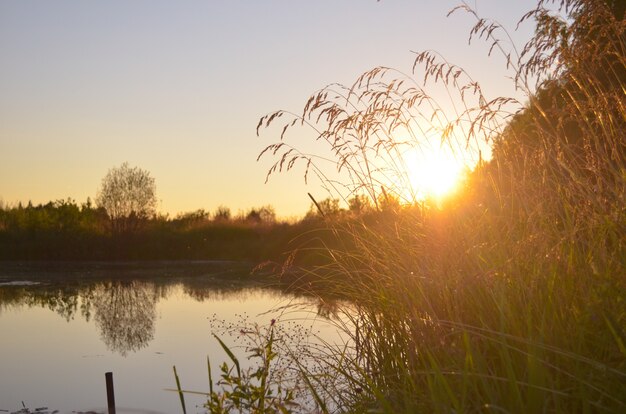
404 145 467 200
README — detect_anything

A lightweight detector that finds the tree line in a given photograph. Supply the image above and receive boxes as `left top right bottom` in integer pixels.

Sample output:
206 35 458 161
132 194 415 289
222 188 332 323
0 197 289 261
1 160 419 261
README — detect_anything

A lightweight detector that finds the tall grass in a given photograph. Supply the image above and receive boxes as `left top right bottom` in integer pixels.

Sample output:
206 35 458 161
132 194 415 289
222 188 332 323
256 0 625 412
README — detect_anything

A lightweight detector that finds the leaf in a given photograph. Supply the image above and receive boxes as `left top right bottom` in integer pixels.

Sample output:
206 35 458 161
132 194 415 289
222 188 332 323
214 334 241 378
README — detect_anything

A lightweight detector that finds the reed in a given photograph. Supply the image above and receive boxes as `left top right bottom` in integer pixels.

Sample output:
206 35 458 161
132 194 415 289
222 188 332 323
254 0 625 412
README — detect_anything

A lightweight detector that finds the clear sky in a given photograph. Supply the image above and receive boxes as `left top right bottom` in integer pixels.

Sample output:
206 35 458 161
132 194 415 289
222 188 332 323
0 0 538 218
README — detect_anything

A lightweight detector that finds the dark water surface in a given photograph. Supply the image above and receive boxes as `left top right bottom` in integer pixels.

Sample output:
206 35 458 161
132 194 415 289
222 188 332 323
0 261 342 414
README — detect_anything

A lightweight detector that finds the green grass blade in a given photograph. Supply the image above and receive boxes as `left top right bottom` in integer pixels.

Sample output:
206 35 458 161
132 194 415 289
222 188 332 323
213 333 241 378
207 355 214 393
173 365 187 414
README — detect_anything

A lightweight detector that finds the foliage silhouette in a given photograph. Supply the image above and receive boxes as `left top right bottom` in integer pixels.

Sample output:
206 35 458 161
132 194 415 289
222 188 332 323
96 162 157 235
0 200 325 262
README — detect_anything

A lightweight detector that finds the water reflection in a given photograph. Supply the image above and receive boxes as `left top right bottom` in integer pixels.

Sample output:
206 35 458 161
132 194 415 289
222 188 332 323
0 262 349 414
0 262 279 356
0 282 160 355
91 281 163 356
0 262 344 360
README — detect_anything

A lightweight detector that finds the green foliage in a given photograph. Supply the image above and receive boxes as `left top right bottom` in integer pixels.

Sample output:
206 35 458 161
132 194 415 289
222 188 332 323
347 194 372 215
0 198 107 259
0 200 316 261
172 209 210 229
214 205 232 221
304 196 342 220
255 0 626 412
245 205 276 224
205 324 299 414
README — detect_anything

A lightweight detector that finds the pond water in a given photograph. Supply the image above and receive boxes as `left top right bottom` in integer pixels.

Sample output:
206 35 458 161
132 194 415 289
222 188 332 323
0 262 345 414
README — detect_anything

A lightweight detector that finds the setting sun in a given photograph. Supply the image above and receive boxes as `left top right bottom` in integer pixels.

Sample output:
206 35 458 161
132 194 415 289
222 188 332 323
403 145 467 200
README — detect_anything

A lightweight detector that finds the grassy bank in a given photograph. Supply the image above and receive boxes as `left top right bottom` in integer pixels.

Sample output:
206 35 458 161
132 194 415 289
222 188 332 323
206 1 625 412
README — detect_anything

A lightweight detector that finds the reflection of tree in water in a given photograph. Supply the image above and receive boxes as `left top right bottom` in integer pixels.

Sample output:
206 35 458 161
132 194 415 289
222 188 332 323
183 283 255 302
91 281 164 356
183 282 292 305
2 287 81 321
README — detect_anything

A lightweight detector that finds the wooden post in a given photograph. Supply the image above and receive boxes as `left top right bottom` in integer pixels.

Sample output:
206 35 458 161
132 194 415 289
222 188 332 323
105 372 116 414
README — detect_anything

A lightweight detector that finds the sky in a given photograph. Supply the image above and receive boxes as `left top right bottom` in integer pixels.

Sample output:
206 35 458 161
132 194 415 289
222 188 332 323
0 0 538 218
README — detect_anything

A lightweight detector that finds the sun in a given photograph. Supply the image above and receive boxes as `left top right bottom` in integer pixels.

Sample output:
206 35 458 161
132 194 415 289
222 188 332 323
403 145 466 200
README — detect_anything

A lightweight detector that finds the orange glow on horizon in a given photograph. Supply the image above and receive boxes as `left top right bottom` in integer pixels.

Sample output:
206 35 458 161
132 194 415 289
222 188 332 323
402 145 467 201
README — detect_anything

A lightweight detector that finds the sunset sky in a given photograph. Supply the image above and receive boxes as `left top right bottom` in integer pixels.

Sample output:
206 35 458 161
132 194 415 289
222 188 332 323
0 0 537 218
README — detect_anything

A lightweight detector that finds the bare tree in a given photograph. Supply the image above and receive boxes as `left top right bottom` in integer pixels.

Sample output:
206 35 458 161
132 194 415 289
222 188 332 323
96 162 157 234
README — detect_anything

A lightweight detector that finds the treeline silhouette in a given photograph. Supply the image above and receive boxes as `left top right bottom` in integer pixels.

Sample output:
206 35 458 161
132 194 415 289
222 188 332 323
0 197 379 262
0 199 295 260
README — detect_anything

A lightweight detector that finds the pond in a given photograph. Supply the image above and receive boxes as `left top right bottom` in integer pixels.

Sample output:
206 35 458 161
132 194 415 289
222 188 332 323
0 261 346 414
